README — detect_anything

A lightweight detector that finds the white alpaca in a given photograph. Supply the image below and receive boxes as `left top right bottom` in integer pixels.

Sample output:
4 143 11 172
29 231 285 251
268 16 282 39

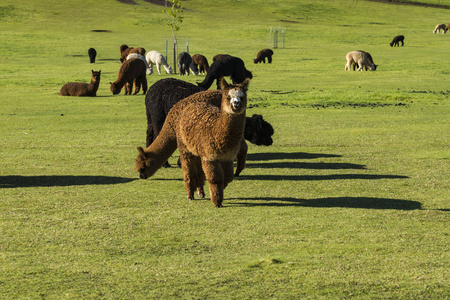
146 51 173 75
433 23 447 34
345 51 376 71
127 53 152 75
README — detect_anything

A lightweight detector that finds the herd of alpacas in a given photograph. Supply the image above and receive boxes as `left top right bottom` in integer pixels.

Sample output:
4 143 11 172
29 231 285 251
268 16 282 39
58 23 447 206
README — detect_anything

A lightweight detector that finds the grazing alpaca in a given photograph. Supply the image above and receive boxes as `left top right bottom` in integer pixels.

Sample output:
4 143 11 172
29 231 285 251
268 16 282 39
192 54 210 74
177 52 198 75
254 48 274 64
110 58 147 95
433 24 447 33
136 78 250 207
146 50 173 75
59 70 101 97
119 44 146 62
197 55 253 90
447 24 450 32
144 78 274 174
345 51 377 71
126 53 152 74
390 35 405 47
88 48 97 63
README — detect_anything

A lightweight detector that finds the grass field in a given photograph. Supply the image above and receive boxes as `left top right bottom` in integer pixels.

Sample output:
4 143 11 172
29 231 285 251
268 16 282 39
0 0 449 299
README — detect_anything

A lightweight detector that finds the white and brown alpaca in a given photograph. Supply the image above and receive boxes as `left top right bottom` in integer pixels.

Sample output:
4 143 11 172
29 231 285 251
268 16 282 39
345 51 377 71
146 50 173 75
59 70 101 96
433 23 447 33
136 78 250 207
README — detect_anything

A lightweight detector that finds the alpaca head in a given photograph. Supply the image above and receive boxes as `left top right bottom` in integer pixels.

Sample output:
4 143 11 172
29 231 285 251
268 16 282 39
110 82 121 95
220 77 250 115
135 147 153 179
91 70 101 82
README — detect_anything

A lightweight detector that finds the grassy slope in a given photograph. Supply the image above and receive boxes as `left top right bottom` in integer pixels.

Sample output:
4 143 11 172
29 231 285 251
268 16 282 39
0 0 449 299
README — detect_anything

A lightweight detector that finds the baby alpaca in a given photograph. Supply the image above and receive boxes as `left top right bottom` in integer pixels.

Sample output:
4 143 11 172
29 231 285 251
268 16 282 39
110 58 147 95
390 35 404 47
59 70 101 97
254 48 274 63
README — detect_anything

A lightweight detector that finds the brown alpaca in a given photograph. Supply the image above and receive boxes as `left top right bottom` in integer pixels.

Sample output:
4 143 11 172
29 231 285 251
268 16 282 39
119 44 146 62
192 54 209 74
110 58 148 95
59 70 101 96
254 48 274 64
136 78 250 207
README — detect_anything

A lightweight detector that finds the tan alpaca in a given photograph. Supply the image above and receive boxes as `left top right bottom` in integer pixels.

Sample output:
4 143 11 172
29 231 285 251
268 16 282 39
345 51 376 71
433 23 447 34
135 78 250 207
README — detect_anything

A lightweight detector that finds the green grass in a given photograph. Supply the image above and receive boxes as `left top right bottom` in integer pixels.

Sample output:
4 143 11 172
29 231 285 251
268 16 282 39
0 0 449 299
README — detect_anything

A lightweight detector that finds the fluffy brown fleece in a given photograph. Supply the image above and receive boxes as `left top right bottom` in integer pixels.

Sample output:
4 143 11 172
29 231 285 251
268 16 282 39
59 70 101 97
136 78 250 207
254 48 274 64
110 58 148 95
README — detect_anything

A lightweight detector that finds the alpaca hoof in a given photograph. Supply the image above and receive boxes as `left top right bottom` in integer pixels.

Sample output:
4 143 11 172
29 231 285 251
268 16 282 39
234 172 240 177
215 204 223 208
163 161 171 168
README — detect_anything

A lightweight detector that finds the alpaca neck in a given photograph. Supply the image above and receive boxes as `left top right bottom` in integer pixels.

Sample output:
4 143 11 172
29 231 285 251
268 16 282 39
88 79 100 92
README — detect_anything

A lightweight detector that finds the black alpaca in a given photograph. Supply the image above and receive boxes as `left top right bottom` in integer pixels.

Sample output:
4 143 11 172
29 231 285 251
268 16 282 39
197 56 253 90
88 48 97 63
145 78 274 168
390 35 404 47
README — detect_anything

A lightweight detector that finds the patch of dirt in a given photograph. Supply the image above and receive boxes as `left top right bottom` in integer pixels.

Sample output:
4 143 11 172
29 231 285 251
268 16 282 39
367 0 450 9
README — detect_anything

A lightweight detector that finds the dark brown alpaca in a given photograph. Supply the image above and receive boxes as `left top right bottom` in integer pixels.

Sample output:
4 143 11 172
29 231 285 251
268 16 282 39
192 54 209 74
254 48 274 64
59 70 101 97
110 58 148 95
136 78 250 207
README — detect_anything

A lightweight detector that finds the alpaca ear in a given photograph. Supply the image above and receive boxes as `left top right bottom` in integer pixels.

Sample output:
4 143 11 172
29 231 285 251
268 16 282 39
219 77 229 90
241 78 250 91
137 147 146 157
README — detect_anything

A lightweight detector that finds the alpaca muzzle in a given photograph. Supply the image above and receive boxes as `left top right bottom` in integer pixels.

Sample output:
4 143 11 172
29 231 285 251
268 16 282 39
230 97 241 110
139 171 148 179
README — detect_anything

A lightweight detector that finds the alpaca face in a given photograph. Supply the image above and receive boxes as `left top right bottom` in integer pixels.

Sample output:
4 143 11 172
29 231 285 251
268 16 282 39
221 78 249 115
135 147 150 179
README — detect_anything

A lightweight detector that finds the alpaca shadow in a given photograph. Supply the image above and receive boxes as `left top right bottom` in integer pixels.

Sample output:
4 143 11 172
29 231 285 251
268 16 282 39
246 152 341 161
229 196 422 210
237 174 409 181
0 175 137 189
244 161 366 170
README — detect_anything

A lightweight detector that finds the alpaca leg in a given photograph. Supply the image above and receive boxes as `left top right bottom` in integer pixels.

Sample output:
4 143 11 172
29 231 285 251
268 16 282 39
221 160 234 189
179 152 200 200
156 63 162 75
268 56 272 63
201 160 224 207
133 79 141 95
234 139 248 177
141 76 148 94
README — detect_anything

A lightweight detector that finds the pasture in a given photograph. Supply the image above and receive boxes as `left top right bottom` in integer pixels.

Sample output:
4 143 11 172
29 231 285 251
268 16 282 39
0 0 449 298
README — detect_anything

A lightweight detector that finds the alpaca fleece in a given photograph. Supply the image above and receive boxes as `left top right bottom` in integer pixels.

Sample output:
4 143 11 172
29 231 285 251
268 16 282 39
59 70 101 97
110 58 148 95
136 78 250 207
119 44 146 62
192 54 209 74
197 55 253 90
254 48 274 64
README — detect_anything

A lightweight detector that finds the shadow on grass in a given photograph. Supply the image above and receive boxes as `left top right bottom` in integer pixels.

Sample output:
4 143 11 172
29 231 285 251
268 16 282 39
244 162 366 170
229 196 421 210
237 174 408 181
0 175 137 188
246 152 341 161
